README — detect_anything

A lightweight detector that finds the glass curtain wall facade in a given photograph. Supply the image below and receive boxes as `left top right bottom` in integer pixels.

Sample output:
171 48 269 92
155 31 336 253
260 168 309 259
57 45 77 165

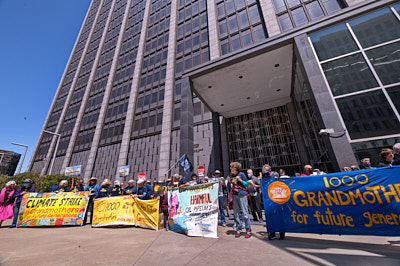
309 2 400 165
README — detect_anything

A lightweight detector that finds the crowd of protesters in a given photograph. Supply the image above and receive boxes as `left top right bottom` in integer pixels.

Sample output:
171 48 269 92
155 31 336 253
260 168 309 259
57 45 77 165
1 143 400 239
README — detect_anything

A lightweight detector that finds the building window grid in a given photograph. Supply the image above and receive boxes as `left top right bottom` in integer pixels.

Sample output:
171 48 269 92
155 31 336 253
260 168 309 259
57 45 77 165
274 0 345 32
309 5 400 143
131 0 171 138
216 0 268 55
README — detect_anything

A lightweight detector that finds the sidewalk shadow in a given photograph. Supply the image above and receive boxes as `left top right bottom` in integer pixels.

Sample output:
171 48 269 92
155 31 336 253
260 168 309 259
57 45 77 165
254 231 400 266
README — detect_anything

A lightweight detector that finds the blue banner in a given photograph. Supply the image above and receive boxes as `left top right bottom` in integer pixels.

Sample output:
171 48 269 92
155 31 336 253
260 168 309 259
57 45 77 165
178 154 194 174
261 166 400 236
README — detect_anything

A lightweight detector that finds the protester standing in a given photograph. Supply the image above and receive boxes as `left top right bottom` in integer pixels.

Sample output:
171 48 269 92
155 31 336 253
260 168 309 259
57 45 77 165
112 180 122 196
52 180 71 193
0 181 16 227
11 179 35 227
71 179 84 192
230 162 252 238
135 179 148 199
247 169 263 222
123 180 137 195
97 179 112 198
214 170 226 227
378 149 394 167
84 177 99 224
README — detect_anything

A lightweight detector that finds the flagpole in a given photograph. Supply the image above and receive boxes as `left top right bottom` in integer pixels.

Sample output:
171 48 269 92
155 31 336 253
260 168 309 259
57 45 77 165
165 160 179 176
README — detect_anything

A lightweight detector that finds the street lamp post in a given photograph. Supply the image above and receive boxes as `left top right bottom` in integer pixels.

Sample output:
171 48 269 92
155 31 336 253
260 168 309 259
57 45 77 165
11 142 28 175
43 130 61 175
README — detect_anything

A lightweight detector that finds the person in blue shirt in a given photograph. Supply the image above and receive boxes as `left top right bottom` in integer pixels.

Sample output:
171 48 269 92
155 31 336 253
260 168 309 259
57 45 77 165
135 179 148 199
172 174 189 189
52 180 71 193
97 179 112 198
84 177 100 224
230 161 252 239
123 180 137 195
145 180 154 199
71 179 84 192
111 180 122 196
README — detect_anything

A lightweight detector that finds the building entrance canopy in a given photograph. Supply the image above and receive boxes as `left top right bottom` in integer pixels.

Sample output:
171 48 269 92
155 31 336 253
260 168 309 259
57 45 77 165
190 44 293 118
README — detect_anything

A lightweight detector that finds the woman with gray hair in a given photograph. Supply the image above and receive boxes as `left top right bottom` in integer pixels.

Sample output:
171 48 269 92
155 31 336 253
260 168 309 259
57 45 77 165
393 143 400 165
0 181 16 227
52 180 71 193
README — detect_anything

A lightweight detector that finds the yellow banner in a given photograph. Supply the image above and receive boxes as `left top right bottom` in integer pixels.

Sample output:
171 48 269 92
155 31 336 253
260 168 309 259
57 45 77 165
18 192 89 227
92 196 159 230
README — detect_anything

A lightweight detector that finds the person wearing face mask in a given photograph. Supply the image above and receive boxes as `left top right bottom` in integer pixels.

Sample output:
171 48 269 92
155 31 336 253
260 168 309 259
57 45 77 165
11 179 36 228
247 169 263 222
360 158 372 169
0 181 16 227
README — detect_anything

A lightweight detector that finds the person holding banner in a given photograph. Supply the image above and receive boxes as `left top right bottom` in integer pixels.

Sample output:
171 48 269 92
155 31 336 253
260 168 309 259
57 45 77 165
0 181 16 227
71 179 84 192
378 149 394 167
84 177 100 224
123 180 137 195
173 174 189 189
52 180 71 193
112 180 122 196
97 179 112 198
230 162 252 238
146 180 154 199
135 179 148 199
11 179 35 228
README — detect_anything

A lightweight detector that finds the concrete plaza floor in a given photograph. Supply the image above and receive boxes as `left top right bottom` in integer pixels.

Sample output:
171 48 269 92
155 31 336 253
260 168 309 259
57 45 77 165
1 217 400 266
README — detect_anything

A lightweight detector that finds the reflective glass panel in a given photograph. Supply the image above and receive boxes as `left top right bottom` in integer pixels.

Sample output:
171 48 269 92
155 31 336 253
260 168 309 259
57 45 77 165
278 13 293 31
321 0 341 14
387 86 400 114
292 7 308 26
310 23 358 61
306 1 324 20
273 0 286 13
336 90 400 139
349 7 400 48
366 41 400 85
322 53 378 96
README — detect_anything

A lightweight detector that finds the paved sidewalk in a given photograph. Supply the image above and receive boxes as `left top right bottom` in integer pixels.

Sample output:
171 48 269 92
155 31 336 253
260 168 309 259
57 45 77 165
1 219 400 266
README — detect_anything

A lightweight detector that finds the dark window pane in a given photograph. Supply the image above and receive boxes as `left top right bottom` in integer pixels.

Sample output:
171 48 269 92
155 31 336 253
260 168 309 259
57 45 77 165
221 39 230 55
349 7 400 48
226 0 235 14
287 0 300 8
253 24 266 43
306 1 324 20
366 41 400 85
149 115 156 128
219 21 228 36
174 108 181 121
141 117 147 130
159 89 165 101
217 3 225 18
310 23 358 61
151 92 158 103
229 16 238 33
238 11 249 29
242 29 253 46
231 34 241 51
248 5 261 24
133 119 140 131
175 83 181 95
194 102 202 116
322 0 342 14
387 86 400 114
278 13 293 31
322 53 379 96
336 90 400 139
292 7 308 26
273 0 286 13
235 0 245 10
157 112 163 125
144 94 150 105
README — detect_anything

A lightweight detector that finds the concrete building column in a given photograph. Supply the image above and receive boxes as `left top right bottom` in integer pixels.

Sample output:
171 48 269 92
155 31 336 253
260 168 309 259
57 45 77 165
157 0 179 179
206 0 220 60
211 112 223 173
179 77 194 177
259 0 281 38
84 0 131 182
294 34 358 171
114 0 152 182
38 1 102 176
61 0 106 173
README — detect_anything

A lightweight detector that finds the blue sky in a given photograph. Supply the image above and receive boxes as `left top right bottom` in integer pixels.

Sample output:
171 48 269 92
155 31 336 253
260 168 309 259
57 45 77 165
0 0 91 173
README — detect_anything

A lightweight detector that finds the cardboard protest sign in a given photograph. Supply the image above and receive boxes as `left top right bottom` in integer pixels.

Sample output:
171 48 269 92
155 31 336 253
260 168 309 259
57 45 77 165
17 192 89 227
92 196 159 230
168 182 218 238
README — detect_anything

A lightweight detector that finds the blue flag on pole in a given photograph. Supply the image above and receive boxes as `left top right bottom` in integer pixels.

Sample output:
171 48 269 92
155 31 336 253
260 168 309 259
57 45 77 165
178 154 193 174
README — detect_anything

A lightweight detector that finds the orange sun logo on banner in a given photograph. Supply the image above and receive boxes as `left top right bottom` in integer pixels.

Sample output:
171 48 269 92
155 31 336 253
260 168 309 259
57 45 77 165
268 181 291 204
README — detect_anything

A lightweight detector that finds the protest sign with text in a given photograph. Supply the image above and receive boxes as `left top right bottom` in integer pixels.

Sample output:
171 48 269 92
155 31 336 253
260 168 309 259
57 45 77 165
18 192 89 227
168 182 218 238
92 196 159 230
262 166 400 236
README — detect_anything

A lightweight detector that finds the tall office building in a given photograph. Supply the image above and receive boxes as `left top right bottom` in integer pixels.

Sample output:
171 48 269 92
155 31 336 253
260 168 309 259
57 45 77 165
28 0 400 182
0 150 21 176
